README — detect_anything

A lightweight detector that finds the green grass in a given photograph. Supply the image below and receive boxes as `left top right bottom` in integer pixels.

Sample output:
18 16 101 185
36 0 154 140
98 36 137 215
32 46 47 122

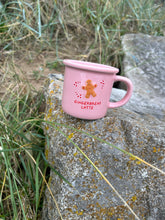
0 0 164 65
0 0 165 219
0 86 47 219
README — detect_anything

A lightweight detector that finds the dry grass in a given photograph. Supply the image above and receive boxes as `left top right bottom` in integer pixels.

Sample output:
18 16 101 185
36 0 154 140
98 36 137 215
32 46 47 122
1 0 164 64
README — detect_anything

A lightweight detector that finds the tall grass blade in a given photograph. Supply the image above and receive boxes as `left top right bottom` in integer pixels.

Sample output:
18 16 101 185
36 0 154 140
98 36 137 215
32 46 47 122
0 170 6 213
12 173 27 220
35 153 40 215
125 0 139 18
22 22 39 35
0 138 18 219
21 146 63 220
19 153 36 191
37 0 42 37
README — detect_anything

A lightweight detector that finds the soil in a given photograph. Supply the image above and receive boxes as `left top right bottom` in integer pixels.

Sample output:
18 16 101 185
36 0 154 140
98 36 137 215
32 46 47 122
0 51 65 98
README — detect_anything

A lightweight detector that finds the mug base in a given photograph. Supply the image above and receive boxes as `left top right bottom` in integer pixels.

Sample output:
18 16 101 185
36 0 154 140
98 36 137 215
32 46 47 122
62 108 105 120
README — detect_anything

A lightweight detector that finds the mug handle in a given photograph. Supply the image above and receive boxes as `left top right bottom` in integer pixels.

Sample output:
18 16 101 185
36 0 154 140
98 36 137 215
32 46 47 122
108 75 133 108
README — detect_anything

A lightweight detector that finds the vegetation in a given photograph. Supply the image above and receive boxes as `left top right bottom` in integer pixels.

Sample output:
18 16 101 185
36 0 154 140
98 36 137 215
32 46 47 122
0 0 164 219
1 0 164 65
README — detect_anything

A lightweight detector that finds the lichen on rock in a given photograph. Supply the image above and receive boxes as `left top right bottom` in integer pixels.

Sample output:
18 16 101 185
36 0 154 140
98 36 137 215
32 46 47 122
42 72 165 220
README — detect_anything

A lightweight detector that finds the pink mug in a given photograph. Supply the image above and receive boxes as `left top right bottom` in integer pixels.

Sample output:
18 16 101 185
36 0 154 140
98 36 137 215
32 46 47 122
62 60 133 120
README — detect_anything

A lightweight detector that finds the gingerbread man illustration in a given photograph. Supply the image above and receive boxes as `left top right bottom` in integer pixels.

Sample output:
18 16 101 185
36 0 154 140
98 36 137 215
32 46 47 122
82 79 97 98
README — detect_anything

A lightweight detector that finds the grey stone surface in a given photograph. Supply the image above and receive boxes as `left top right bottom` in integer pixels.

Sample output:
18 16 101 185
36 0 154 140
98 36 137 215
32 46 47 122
121 34 165 121
110 88 165 121
42 73 165 220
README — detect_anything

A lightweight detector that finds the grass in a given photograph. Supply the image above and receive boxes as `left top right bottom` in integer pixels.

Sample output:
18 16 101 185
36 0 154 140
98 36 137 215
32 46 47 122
0 0 165 219
0 0 164 65
0 85 47 219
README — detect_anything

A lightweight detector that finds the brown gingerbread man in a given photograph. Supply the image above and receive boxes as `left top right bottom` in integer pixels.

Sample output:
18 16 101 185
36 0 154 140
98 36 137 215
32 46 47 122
82 79 97 98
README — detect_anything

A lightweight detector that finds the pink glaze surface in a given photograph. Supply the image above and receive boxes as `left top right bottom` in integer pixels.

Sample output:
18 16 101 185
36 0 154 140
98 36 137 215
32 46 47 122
62 60 133 119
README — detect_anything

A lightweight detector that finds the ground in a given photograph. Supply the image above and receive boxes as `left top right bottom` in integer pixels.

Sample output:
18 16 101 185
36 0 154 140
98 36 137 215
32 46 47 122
0 51 65 98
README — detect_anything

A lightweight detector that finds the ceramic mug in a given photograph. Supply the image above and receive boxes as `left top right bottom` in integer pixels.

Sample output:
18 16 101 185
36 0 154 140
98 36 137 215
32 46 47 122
62 60 133 120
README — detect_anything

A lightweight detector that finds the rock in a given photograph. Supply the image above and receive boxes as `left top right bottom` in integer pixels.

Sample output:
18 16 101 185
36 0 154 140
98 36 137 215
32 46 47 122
42 73 165 220
110 88 165 121
121 33 165 122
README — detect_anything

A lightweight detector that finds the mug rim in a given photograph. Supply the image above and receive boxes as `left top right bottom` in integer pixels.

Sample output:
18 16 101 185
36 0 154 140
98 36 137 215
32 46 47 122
63 59 119 74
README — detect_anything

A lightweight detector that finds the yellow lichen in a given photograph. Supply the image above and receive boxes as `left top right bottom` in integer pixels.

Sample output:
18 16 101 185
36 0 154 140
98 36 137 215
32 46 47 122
153 147 157 152
67 133 74 141
132 195 137 202
75 211 83 216
48 176 52 186
83 138 87 144
66 208 73 213
129 156 136 161
47 113 52 119
73 205 78 209
45 149 49 159
94 161 99 166
73 152 78 157
50 90 54 95
48 108 52 114
45 126 49 130
60 151 66 156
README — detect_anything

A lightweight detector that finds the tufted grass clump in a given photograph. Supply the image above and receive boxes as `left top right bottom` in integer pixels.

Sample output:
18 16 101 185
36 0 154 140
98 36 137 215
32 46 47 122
0 0 164 67
0 84 48 219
